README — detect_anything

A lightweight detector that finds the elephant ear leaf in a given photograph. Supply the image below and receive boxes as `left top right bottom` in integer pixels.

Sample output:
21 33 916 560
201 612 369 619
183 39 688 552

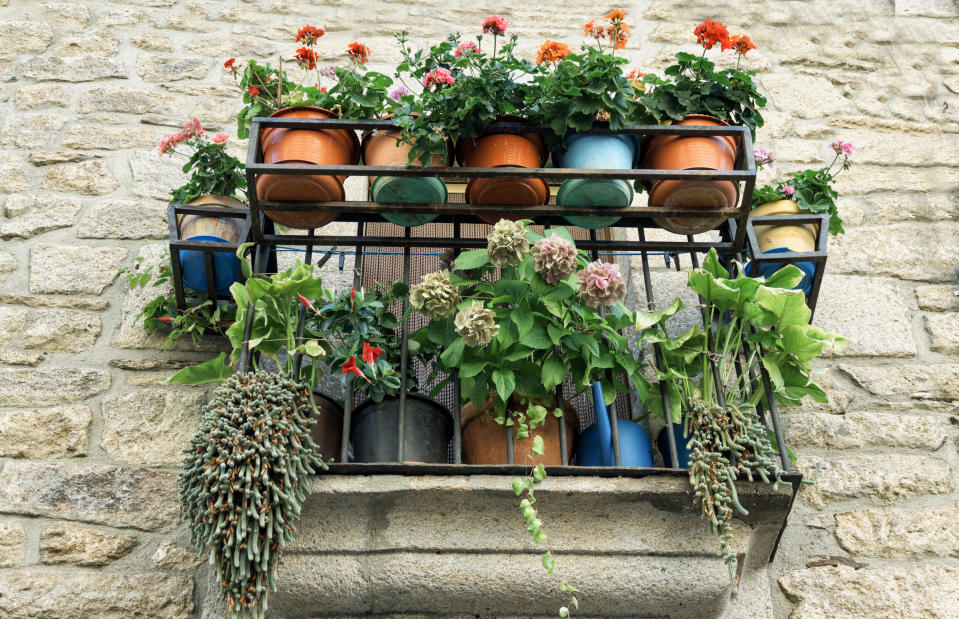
166 352 233 385
634 297 683 330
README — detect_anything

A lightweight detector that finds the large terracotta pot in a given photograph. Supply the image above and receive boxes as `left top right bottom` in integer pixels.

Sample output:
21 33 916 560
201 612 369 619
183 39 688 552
309 391 344 463
361 123 451 227
460 397 578 465
256 106 360 229
457 120 549 224
642 114 741 235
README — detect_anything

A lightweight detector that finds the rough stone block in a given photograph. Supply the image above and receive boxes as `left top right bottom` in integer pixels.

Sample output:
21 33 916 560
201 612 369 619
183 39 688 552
842 363 959 400
100 388 206 466
839 192 959 227
43 160 119 196
0 461 179 531
20 54 126 82
27 151 99 166
62 126 157 150
128 150 184 200
836 504 959 558
150 540 203 570
0 307 28 345
896 0 959 17
15 84 68 109
77 199 167 239
762 74 851 118
0 251 14 283
136 55 208 81
20 308 101 352
0 193 82 239
780 565 959 618
0 522 26 568
925 312 959 353
797 454 953 509
0 368 109 406
78 86 180 114
42 2 91 30
0 162 29 194
0 351 44 366
0 572 193 618
783 411 945 450
29 243 127 295
0 405 92 458
813 275 917 357
1 112 67 149
829 223 959 282
0 20 53 52
130 32 173 51
916 284 959 311
53 32 119 57
40 523 137 566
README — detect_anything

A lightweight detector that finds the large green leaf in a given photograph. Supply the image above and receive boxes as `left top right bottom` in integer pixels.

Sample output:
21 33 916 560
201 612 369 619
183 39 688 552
166 352 233 385
492 368 516 403
754 286 811 328
453 249 490 271
634 297 683 330
542 357 565 391
762 264 805 291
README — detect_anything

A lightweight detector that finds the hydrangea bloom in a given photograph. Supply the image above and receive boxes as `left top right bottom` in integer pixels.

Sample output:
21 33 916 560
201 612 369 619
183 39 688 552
531 234 577 284
577 261 627 308
410 270 461 320
486 219 529 267
454 301 499 346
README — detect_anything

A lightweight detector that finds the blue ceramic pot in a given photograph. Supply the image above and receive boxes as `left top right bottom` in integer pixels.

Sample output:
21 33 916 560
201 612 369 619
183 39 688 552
556 133 639 229
745 247 816 295
178 235 241 295
575 382 653 467
657 422 692 469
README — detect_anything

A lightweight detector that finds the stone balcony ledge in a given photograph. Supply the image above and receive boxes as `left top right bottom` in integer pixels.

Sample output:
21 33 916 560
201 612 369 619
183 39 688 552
253 473 796 618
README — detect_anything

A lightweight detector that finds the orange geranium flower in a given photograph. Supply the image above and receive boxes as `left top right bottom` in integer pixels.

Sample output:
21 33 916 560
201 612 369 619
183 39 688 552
604 8 626 22
536 40 572 64
294 46 317 70
346 41 370 64
583 20 605 39
693 18 730 51
607 22 630 49
729 34 756 56
295 25 325 46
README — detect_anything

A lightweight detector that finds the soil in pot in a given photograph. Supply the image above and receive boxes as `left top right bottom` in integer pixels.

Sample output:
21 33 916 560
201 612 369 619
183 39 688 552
362 125 450 227
255 106 360 230
457 125 550 224
460 398 578 465
177 194 246 294
350 393 452 463
642 114 741 235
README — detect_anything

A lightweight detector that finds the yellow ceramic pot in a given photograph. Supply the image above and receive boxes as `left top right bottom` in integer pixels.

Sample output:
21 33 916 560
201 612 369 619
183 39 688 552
750 200 818 253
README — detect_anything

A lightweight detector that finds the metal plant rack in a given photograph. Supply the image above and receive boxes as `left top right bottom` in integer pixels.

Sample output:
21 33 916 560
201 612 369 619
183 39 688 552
165 118 835 559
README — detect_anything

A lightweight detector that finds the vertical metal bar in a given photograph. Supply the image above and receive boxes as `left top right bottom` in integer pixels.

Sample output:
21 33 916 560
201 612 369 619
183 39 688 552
292 229 316 379
751 327 792 473
451 374 462 464
397 234 412 463
202 251 217 301
169 249 187 311
340 221 365 463
245 120 262 242
506 424 514 465
553 386 568 465
639 228 680 469
733 126 754 252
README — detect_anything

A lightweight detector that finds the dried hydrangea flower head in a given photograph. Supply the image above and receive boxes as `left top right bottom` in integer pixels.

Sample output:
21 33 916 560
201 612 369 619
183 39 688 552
577 260 627 308
410 270 461 320
486 219 529 267
531 234 577 284
454 301 499 346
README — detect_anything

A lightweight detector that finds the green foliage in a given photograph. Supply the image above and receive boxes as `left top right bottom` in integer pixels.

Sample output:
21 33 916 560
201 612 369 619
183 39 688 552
633 249 847 571
168 137 246 205
179 371 327 619
392 30 536 165
120 255 237 348
639 51 765 137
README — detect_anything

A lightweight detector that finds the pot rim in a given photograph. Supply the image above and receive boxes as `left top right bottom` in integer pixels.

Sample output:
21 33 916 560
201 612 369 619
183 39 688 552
640 114 741 166
263 105 361 159
360 115 454 167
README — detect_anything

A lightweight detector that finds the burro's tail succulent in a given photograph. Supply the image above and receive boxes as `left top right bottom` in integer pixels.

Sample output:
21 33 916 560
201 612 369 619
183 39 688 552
179 371 327 619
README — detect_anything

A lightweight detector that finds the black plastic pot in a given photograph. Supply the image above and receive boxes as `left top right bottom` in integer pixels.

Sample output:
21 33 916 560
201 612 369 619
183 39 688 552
350 393 452 463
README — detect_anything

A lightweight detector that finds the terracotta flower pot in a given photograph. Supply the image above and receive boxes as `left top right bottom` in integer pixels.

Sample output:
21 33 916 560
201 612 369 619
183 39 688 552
642 114 741 235
457 121 550 224
256 106 360 229
309 391 344 463
460 397 579 465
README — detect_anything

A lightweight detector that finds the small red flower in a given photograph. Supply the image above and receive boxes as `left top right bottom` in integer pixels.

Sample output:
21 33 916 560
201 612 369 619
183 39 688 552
341 356 370 382
482 14 508 35
295 25 325 47
694 19 730 51
350 287 356 302
297 294 314 311
223 57 238 79
729 35 756 56
346 42 370 65
362 342 383 366
294 47 318 70
627 68 645 80
156 316 173 324
248 87 259 96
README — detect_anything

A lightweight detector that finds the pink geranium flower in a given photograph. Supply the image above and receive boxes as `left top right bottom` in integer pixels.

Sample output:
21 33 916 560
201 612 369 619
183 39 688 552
482 14 508 35
212 133 228 145
830 139 858 156
422 67 455 88
455 41 479 57
781 184 795 196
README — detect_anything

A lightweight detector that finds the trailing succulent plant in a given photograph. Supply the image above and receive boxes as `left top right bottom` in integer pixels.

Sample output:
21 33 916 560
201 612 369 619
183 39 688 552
180 371 327 619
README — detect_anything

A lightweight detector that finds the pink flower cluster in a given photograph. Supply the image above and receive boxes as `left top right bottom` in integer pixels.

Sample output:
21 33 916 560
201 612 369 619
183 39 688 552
482 14 509 35
158 119 205 156
455 41 479 57
780 184 795 196
830 139 858 157
577 261 627 308
422 67 455 88
389 86 411 101
212 133 228 145
753 147 775 168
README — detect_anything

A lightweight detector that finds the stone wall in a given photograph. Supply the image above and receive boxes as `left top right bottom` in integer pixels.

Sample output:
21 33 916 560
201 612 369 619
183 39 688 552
0 1 957 617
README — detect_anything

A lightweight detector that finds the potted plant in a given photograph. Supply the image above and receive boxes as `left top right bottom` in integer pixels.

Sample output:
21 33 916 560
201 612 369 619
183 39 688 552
393 17 546 221
159 119 247 295
411 219 642 465
747 140 856 292
637 19 765 234
229 26 393 228
527 9 652 229
300 282 453 463
633 249 847 571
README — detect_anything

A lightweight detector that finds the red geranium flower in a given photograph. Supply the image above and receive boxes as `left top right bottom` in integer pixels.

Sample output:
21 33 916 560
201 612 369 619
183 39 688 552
693 19 730 51
295 25 325 47
346 42 370 65
482 14 508 35
248 87 259 96
224 57 238 78
729 35 756 56
536 40 572 65
294 47 318 70
362 342 383 365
